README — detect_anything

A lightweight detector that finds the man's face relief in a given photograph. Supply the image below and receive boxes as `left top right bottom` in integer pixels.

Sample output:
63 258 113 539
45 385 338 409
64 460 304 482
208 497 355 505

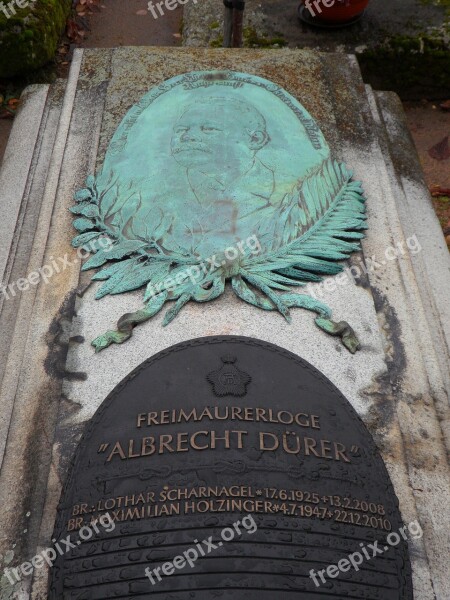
171 104 265 174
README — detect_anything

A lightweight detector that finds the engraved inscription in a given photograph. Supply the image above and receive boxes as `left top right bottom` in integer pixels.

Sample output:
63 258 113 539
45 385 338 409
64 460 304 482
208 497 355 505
49 337 413 600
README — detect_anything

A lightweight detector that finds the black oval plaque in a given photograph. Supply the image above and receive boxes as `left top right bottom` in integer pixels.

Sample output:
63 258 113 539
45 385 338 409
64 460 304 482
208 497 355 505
50 337 413 599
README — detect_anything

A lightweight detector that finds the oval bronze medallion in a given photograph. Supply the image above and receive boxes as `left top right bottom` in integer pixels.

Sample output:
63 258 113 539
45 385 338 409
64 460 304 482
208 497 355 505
50 337 413 599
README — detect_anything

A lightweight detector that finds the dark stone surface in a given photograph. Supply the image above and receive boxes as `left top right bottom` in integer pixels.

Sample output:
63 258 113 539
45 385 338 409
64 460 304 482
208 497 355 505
264 0 447 50
186 0 450 98
49 337 413 599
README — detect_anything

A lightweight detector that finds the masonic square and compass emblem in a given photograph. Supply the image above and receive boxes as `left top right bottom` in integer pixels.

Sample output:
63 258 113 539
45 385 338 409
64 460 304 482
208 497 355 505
70 70 367 353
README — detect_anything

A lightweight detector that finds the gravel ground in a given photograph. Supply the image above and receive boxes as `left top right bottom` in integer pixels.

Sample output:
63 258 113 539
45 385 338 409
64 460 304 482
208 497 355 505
78 0 182 48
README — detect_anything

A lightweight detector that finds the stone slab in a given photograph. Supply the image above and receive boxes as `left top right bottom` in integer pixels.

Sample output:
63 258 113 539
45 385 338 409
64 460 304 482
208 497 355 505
374 90 450 404
0 80 67 415
59 48 449 600
0 48 447 600
0 49 105 599
0 85 49 288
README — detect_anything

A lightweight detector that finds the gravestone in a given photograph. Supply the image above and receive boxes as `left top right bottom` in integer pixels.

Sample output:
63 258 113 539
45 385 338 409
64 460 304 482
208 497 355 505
0 48 449 600
50 337 413 598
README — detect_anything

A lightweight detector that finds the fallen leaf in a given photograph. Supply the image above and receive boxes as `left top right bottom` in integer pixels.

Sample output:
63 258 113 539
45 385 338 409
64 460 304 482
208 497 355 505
66 18 82 42
430 185 450 197
0 108 15 119
440 100 450 112
429 136 450 161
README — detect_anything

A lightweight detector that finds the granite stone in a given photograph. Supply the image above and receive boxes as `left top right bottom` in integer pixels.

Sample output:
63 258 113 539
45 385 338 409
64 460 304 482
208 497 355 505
0 48 447 600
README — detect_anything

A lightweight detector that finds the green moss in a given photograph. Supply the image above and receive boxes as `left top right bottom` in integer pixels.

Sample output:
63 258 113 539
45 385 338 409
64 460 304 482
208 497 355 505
358 34 450 99
210 26 286 48
0 0 71 78
209 34 223 48
210 21 219 29
433 195 450 227
243 26 287 48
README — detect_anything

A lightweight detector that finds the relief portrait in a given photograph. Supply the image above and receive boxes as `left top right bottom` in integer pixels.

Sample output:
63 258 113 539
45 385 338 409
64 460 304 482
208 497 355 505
93 71 329 258
72 71 366 352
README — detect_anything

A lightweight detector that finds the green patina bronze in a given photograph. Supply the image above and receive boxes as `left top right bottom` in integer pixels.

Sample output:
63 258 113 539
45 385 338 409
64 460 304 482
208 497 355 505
71 70 367 353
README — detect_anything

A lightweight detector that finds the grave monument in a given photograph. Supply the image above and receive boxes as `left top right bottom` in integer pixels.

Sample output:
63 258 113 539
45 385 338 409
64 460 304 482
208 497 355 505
0 48 449 600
